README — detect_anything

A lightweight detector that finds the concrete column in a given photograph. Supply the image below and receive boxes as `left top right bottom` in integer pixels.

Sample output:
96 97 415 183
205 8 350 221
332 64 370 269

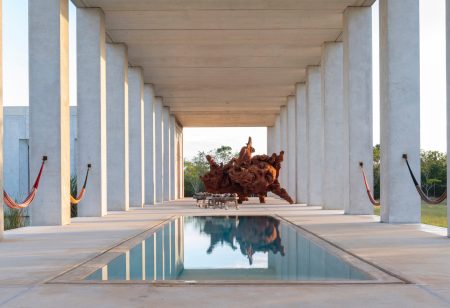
306 66 323 206
287 96 297 202
154 97 164 203
296 83 308 204
106 43 129 211
163 107 171 201
128 67 145 207
279 105 288 189
0 0 3 239
321 42 348 210
380 0 420 223
170 115 177 200
267 127 274 154
76 8 107 217
343 7 373 215
144 85 156 205
180 130 185 198
274 115 281 153
29 0 70 226
447 0 450 236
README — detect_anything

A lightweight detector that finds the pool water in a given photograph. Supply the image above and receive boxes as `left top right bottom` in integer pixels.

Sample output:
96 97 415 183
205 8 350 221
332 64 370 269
86 216 371 282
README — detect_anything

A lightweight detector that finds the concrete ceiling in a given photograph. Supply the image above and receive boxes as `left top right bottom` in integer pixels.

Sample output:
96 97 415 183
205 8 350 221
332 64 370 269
72 0 375 127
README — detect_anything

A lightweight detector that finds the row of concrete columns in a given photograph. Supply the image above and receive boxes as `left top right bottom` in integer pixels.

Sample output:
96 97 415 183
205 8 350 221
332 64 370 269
0 3 184 229
267 2 424 224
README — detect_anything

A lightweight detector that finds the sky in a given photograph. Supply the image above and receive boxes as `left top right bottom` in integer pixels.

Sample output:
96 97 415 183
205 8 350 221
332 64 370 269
2 0 448 159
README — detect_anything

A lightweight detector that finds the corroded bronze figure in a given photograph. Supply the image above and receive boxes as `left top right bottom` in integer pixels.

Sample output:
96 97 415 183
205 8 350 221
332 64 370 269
200 137 294 204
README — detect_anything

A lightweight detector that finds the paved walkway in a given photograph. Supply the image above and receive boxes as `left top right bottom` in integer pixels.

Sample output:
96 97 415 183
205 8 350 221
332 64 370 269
1 198 450 307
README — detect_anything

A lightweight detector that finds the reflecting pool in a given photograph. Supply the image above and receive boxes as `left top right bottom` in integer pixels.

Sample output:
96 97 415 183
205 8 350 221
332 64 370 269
86 216 370 281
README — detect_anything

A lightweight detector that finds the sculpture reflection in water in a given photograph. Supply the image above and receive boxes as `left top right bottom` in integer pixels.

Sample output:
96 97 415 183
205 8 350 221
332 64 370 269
200 137 294 204
199 216 285 265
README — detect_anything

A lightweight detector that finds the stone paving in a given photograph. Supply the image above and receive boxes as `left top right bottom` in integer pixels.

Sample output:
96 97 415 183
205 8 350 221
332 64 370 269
1 198 450 307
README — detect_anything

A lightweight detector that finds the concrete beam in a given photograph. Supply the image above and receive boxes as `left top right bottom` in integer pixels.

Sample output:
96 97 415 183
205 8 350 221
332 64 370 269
29 0 71 226
287 96 297 201
306 66 323 206
154 97 164 203
380 0 420 223
76 8 107 217
128 67 145 207
176 114 278 127
105 10 342 31
343 7 373 215
72 1 375 10
163 107 171 202
321 42 347 210
144 84 156 205
106 43 129 211
296 83 308 205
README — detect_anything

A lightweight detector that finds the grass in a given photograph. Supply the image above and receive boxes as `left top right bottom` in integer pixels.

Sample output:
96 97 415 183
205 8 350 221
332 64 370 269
4 208 26 230
373 202 448 228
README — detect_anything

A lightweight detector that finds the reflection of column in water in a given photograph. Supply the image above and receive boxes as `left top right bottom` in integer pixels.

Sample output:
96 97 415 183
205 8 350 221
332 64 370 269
175 217 185 275
141 241 146 280
101 265 108 281
297 234 310 280
125 251 130 281
268 250 275 267
180 218 184 269
145 235 155 281
281 224 289 279
274 227 283 279
169 221 172 278
287 226 297 281
107 253 127 280
129 243 143 280
164 223 171 279
156 228 163 280
325 251 351 280
171 221 176 279
309 241 325 279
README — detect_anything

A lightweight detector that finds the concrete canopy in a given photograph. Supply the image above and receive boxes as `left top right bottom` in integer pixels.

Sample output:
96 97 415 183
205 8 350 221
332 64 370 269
72 0 375 127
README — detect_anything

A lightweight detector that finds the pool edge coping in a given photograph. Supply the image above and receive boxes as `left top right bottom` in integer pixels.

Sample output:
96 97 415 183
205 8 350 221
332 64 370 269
46 214 412 286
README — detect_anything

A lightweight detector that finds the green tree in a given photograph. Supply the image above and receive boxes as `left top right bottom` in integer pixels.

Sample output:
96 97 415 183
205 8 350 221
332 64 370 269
373 144 381 199
184 146 238 197
421 150 447 197
214 145 235 165
371 147 447 200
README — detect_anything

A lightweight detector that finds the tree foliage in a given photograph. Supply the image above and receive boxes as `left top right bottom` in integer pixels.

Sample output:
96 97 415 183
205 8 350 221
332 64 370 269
372 145 447 199
420 150 447 197
373 144 381 199
184 146 238 197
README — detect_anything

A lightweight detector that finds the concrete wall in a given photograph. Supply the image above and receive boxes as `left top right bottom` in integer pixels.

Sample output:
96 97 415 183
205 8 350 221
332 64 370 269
3 106 77 211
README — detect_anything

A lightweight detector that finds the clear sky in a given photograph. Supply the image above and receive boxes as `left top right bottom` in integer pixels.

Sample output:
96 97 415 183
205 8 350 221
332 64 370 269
2 0 448 159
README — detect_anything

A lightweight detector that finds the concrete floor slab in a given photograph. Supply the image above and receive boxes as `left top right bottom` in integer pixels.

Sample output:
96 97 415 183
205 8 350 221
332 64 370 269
1 198 450 307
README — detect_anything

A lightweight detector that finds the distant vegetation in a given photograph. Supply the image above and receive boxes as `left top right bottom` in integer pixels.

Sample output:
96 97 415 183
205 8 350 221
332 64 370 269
372 145 447 227
372 145 447 200
184 146 238 197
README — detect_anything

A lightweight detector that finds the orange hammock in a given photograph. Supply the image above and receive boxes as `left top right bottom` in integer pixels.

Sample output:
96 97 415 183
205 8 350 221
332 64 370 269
70 164 91 205
403 154 447 205
359 162 380 206
3 156 47 209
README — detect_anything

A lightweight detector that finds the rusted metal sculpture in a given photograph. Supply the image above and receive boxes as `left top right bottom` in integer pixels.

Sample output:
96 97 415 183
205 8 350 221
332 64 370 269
200 137 294 204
